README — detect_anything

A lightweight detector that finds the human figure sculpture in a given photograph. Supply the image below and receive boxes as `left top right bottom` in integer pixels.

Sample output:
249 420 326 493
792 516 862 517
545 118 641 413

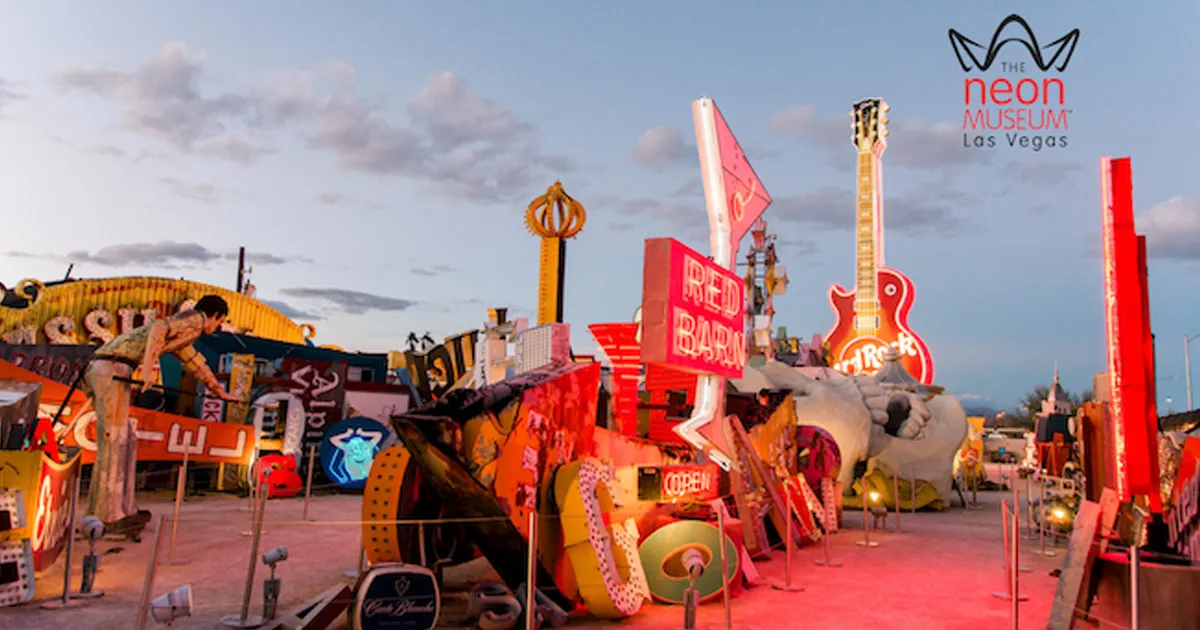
84 294 240 526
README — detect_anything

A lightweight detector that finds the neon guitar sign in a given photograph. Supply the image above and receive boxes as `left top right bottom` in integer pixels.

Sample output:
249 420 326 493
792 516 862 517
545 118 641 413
825 98 935 384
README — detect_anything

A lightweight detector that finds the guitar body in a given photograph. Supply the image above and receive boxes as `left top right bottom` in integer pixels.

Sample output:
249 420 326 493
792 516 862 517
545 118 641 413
825 267 934 384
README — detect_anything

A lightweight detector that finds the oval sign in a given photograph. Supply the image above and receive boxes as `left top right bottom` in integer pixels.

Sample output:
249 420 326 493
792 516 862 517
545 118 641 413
319 416 392 490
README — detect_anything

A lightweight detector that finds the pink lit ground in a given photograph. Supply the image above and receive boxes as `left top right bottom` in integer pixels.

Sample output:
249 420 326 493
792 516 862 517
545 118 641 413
6 467 1065 629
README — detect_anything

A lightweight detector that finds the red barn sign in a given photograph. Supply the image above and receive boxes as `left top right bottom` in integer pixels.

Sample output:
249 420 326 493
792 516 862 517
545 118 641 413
640 237 745 379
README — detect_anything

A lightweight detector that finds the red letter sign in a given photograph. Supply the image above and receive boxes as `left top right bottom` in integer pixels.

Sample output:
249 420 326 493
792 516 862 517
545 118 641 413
640 238 745 379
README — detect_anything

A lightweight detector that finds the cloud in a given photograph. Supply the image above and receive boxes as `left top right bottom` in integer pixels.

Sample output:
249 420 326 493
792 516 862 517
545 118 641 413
221 251 311 266
593 193 707 238
52 44 571 203
278 287 417 314
410 264 455 277
776 235 821 257
631 125 695 169
160 176 219 203
66 241 221 267
1003 160 1081 187
5 241 309 269
772 179 970 236
51 43 271 161
0 79 27 116
314 192 347 206
1137 196 1200 260
261 299 325 321
771 104 992 172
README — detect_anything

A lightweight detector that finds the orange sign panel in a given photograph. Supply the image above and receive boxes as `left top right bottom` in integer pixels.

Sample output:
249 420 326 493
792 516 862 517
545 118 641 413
0 359 253 466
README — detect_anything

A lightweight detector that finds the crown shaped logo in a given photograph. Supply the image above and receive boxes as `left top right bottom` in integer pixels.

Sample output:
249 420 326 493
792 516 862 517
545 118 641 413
949 14 1080 73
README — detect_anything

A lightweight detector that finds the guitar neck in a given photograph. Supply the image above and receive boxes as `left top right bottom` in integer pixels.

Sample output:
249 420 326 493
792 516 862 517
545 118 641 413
854 149 879 334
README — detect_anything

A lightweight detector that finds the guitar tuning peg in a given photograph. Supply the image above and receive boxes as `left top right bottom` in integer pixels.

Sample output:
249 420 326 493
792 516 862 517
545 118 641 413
880 115 889 126
881 129 889 137
881 102 890 113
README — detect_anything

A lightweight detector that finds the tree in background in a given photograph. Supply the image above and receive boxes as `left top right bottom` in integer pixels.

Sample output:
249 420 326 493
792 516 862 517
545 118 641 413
1009 384 1094 428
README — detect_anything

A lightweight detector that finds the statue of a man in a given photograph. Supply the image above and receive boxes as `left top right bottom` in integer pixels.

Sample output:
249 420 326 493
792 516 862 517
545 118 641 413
84 294 241 525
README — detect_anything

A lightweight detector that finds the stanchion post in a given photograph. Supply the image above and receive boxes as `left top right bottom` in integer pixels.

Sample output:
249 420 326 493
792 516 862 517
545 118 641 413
134 515 168 630
773 490 804 591
716 502 732 630
41 475 83 610
892 473 902 533
1011 504 1019 629
910 467 917 515
163 448 189 565
301 446 316 522
1009 485 1031 573
525 511 538 630
1130 543 1140 630
1035 479 1056 557
856 482 878 548
221 483 269 628
1024 474 1034 540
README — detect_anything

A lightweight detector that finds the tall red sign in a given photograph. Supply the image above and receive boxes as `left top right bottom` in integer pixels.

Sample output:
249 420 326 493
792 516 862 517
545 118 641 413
1100 156 1160 505
640 238 745 379
588 323 641 437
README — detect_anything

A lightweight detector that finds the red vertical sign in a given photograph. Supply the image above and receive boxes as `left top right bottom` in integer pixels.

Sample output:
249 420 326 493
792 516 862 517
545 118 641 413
588 323 641 438
1100 157 1158 502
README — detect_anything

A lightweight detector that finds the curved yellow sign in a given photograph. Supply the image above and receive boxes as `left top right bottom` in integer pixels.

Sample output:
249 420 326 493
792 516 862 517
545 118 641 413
554 458 649 619
0 276 309 345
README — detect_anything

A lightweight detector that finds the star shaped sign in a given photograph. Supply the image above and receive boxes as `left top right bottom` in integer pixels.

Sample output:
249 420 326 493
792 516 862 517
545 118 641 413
672 378 735 471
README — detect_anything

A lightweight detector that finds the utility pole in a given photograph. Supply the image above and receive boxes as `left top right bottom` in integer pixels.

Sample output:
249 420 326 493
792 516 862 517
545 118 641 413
236 247 246 293
1186 333 1199 411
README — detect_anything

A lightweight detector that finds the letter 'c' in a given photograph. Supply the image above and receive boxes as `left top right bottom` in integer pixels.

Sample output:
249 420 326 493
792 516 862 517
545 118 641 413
553 458 650 618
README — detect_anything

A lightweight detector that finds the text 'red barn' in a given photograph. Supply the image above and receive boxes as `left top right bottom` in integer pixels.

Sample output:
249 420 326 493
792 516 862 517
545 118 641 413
640 237 745 379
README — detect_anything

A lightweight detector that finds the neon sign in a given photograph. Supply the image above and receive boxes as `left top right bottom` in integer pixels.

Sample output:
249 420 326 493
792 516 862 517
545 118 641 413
640 238 745 379
320 417 389 490
832 331 919 374
661 465 720 501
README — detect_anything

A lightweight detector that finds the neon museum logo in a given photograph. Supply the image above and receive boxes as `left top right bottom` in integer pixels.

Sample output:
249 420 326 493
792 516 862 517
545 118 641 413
950 14 1080 151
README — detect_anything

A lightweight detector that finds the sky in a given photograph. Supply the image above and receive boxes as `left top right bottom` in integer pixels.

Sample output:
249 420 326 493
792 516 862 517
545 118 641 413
0 1 1197 412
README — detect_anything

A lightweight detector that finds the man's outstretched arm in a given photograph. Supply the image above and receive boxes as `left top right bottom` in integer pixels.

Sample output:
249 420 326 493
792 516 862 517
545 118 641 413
174 345 239 401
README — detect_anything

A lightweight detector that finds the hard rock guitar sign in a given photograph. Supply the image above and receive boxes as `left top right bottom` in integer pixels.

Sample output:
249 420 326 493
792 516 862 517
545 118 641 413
825 98 935 384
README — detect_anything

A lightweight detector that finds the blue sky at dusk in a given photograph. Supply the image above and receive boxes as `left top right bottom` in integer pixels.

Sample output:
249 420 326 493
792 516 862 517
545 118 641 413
1 2 1197 412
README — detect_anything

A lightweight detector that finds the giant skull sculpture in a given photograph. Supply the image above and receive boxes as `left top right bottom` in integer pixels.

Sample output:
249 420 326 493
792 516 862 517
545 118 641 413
732 353 967 503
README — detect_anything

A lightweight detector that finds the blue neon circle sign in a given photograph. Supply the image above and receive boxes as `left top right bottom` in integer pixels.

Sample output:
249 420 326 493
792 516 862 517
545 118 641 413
319 417 391 490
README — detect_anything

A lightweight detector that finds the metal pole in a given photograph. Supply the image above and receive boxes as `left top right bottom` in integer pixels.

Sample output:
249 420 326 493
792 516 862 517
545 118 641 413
418 522 427 567
857 480 877 547
1011 505 1019 629
163 448 189 565
221 483 269 628
301 446 316 521
893 473 902 533
134 515 168 630
241 474 256 536
1130 544 1140 630
42 475 82 609
773 490 804 591
910 468 917 515
525 512 538 630
1035 479 1056 557
1010 484 1031 573
716 502 732 630
1186 334 1193 411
